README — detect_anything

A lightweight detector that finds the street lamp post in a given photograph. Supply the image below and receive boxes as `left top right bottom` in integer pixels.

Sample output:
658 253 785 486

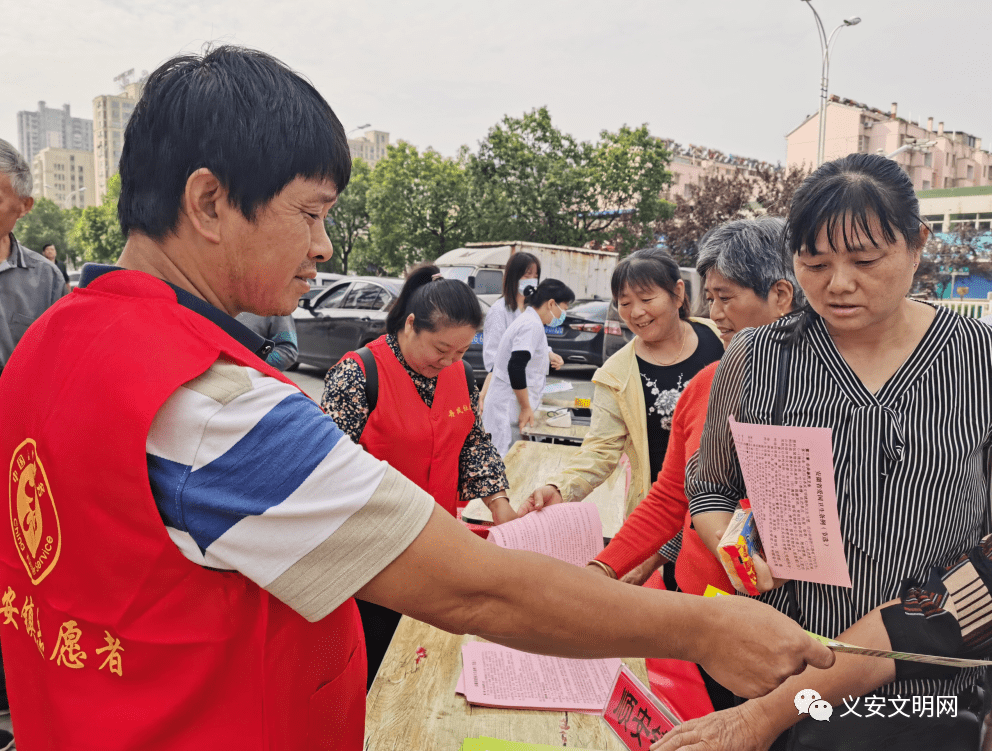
43 185 87 209
801 1 861 166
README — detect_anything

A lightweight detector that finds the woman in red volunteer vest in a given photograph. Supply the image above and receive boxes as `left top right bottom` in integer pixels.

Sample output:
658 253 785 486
320 262 513 686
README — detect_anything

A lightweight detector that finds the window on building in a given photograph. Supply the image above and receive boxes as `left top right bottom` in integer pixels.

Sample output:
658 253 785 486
944 177 951 188
924 152 932 168
921 180 931 190
967 165 974 180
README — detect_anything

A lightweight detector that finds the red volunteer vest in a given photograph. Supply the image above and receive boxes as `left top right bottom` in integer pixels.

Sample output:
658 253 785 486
0 270 365 750
348 335 474 517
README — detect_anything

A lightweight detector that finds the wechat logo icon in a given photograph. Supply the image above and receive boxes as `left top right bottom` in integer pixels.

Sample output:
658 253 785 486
795 689 833 722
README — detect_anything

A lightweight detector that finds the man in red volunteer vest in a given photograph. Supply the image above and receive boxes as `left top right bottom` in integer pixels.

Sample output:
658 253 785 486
0 46 834 749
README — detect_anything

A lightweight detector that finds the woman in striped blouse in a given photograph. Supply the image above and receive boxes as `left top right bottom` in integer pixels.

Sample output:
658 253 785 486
664 153 992 751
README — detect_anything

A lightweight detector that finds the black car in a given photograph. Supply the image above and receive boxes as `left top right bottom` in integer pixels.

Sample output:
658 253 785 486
291 277 402 370
548 298 610 367
465 298 609 375
463 299 489 383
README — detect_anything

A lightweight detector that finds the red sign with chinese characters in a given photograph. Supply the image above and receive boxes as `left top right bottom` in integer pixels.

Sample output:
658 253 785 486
602 665 681 750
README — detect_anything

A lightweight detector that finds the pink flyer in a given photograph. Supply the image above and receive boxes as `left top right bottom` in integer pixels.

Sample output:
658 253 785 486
460 641 620 712
728 417 852 588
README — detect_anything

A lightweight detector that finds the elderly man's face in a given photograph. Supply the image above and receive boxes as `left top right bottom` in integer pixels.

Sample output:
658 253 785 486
43 246 57 262
0 172 32 237
222 176 337 316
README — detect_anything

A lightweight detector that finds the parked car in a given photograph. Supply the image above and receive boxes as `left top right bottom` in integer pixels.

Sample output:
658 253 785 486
463 299 489 383
464 298 609 376
291 277 403 370
67 271 82 290
549 298 609 367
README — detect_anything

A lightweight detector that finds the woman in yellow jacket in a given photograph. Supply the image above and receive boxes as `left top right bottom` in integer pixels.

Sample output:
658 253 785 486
521 248 722 585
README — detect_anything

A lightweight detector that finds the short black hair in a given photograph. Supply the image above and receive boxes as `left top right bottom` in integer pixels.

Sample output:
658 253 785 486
385 263 483 337
611 247 690 320
524 278 575 309
118 45 351 239
41 242 56 252
786 152 925 257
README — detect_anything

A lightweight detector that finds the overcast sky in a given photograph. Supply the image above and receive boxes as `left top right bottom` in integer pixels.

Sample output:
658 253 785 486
4 0 990 166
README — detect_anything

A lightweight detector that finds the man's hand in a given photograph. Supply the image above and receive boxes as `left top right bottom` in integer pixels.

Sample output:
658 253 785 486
651 702 778 751
691 595 835 699
517 484 564 517
621 553 665 586
549 351 564 370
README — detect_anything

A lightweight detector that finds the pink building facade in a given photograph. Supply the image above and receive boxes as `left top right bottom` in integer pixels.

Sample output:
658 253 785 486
660 139 778 199
787 97 992 192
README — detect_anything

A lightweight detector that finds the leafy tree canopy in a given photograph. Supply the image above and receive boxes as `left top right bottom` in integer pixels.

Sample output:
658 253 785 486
366 142 474 274
321 158 372 275
468 107 673 254
68 173 124 265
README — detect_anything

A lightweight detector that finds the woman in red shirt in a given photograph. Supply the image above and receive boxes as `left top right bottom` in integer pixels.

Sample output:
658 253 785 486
587 217 803 709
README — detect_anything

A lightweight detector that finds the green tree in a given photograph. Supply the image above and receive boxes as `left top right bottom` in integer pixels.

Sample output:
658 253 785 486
655 165 810 266
366 142 475 273
469 107 674 253
69 173 125 264
321 158 371 275
12 198 80 266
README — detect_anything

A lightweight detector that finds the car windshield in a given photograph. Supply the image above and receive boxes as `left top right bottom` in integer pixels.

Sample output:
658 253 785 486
438 266 474 283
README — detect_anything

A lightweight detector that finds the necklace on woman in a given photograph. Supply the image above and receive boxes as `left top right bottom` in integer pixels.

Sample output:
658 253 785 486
640 321 688 367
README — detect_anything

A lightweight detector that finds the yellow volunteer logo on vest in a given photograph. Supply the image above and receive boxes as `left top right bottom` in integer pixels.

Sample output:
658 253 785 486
8 438 62 584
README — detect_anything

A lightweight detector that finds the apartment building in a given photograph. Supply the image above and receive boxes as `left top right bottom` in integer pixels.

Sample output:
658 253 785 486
16 102 93 165
30 147 97 208
787 97 992 192
347 130 389 167
659 139 779 199
92 80 144 200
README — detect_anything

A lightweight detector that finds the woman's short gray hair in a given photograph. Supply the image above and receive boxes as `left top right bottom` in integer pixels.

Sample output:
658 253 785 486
696 216 806 310
0 139 32 198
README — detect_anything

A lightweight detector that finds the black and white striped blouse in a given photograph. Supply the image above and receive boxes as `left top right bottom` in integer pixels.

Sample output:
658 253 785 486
687 304 992 698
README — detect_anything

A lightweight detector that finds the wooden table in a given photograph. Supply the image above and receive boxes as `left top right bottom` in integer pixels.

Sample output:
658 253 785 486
365 440 636 749
365 619 647 751
461 440 627 538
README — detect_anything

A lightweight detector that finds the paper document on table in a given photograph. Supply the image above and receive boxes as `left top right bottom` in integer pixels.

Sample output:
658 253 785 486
728 417 852 588
542 380 573 394
487 502 603 568
807 632 992 668
460 641 621 711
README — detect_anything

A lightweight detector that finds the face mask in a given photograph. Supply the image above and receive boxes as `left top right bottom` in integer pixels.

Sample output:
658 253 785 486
549 302 567 328
518 279 537 296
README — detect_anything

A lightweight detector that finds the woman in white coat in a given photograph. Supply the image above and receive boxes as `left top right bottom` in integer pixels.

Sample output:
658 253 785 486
479 252 564 411
483 279 575 456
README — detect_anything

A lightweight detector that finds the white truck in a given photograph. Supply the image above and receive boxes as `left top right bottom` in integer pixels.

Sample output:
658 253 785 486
433 241 619 305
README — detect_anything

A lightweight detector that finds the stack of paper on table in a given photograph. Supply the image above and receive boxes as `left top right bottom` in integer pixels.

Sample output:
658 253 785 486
458 641 621 713
456 504 618 713
459 738 598 751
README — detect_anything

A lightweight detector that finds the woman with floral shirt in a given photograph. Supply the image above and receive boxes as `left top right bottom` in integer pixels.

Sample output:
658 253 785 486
321 263 511 686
